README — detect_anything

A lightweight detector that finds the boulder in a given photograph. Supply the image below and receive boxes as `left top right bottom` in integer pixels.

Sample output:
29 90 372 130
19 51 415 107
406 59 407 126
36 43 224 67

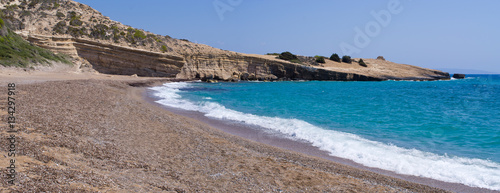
452 74 466 79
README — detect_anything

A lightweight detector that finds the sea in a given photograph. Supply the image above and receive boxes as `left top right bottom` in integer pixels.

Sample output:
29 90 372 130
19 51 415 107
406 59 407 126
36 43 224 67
150 74 500 191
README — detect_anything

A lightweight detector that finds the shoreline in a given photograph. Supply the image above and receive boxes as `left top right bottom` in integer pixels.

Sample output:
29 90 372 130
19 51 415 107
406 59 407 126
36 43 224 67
144 81 498 193
0 73 493 192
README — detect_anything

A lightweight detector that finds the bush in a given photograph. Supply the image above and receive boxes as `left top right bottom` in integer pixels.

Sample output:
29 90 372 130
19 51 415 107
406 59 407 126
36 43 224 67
28 0 40 8
358 58 367 67
329 53 341 62
67 26 86 37
279 51 298 61
133 29 146 39
21 11 32 17
69 19 82 26
0 30 70 67
68 11 82 26
56 11 65 19
53 21 66 34
314 55 325 63
90 24 109 39
342 55 352 63
160 45 168 52
0 18 4 29
266 53 280 56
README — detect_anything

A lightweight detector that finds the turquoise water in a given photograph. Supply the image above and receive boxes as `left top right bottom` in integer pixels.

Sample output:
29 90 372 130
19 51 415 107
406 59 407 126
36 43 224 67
150 75 500 190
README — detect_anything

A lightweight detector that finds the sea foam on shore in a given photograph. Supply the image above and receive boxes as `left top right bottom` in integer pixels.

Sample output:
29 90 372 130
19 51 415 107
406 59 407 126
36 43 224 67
150 82 500 191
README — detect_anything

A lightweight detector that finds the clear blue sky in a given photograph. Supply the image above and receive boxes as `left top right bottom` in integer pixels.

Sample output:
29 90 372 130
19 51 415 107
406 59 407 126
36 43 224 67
75 0 500 74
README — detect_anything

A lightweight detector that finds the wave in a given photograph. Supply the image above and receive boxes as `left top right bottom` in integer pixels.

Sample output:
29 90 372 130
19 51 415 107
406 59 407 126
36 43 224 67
149 82 500 191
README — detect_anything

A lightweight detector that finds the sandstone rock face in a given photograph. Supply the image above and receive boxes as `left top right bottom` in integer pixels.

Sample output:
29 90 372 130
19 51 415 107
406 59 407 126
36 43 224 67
177 54 383 81
73 39 185 77
26 34 79 58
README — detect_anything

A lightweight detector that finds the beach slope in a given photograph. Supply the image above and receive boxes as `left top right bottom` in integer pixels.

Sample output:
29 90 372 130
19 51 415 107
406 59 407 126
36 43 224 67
0 76 447 192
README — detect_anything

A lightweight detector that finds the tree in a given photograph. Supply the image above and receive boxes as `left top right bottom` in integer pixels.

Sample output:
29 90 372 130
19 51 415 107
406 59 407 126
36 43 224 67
314 55 325 63
358 59 367 67
160 45 168 52
329 53 341 62
279 51 298 61
342 55 352 63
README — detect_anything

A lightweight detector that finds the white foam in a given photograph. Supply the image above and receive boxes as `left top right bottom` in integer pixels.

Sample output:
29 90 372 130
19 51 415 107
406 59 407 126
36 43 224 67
150 82 500 191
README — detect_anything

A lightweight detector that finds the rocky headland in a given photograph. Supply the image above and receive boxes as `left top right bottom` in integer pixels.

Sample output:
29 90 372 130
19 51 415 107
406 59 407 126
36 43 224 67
1 0 449 81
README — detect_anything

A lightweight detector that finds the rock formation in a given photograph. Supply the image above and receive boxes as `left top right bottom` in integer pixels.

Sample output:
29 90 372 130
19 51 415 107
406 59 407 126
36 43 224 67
1 0 450 81
452 74 466 79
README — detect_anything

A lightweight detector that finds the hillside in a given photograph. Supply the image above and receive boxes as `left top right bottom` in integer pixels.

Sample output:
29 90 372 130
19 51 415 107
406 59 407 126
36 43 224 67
0 0 449 81
0 12 69 67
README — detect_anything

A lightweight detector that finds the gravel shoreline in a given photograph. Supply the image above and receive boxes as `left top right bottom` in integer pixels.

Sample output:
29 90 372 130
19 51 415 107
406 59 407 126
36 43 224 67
0 79 454 192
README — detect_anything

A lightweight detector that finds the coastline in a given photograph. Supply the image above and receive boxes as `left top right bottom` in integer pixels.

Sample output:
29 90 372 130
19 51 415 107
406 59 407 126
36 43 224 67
144 81 499 193
0 74 493 192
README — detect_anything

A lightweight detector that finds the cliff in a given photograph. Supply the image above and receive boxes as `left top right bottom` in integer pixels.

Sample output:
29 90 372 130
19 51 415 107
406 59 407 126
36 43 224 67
1 0 449 81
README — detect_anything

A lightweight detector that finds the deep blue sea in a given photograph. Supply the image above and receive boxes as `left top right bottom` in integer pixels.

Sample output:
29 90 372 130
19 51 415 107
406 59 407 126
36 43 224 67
150 75 500 190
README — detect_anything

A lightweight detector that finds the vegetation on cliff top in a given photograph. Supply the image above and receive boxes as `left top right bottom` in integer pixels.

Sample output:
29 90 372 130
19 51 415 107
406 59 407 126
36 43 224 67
359 59 367 67
278 51 301 64
330 53 341 62
314 55 326 63
342 55 352 63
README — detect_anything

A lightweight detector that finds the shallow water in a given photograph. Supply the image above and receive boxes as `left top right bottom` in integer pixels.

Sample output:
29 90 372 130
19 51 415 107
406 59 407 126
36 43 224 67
150 74 500 191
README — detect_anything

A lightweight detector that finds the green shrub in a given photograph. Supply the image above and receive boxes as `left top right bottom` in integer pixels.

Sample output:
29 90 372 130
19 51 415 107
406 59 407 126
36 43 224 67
342 55 352 63
53 21 66 34
56 11 65 19
67 26 86 37
90 24 109 39
358 59 367 67
0 30 70 67
0 18 4 29
53 2 60 9
68 11 82 26
279 51 298 61
21 11 32 17
330 53 341 62
160 45 168 52
69 19 82 26
28 0 40 8
314 55 326 63
180 38 190 42
266 53 280 56
133 29 146 39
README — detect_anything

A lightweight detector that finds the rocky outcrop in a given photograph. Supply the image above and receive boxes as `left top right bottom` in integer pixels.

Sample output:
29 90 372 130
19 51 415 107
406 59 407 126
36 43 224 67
452 74 466 79
23 33 447 81
25 34 79 58
177 54 382 81
25 34 186 77
73 39 185 77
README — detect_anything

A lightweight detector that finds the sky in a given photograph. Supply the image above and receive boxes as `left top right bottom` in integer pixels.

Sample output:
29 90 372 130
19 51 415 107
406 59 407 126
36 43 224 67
74 0 500 74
